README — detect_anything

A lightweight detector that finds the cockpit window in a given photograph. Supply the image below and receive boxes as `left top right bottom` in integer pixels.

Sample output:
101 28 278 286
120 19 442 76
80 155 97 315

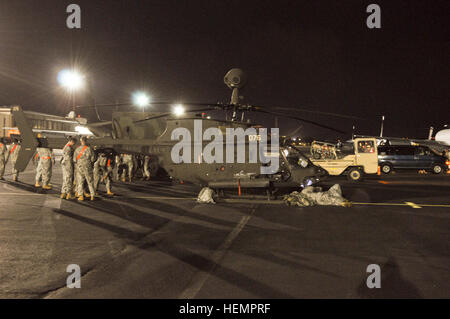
357 141 375 153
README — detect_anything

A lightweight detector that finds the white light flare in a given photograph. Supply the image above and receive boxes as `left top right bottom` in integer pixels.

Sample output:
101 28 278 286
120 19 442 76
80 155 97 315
132 91 150 107
58 69 85 91
173 104 185 117
75 125 93 136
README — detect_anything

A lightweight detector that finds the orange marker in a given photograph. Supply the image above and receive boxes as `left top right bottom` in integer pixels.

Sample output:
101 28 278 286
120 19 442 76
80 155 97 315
238 179 241 197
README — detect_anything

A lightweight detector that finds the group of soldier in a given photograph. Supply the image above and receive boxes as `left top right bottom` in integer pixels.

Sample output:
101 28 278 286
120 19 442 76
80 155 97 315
0 136 152 201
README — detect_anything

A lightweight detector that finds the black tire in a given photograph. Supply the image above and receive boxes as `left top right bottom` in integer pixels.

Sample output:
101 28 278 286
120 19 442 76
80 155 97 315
347 167 364 181
313 152 321 159
380 163 392 174
431 164 443 174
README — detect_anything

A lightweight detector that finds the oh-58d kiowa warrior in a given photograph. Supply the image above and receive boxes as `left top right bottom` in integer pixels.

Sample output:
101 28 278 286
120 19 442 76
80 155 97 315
10 69 365 199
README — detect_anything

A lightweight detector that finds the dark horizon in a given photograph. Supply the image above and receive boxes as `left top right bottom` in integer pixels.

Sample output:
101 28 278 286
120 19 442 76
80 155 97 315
0 0 448 140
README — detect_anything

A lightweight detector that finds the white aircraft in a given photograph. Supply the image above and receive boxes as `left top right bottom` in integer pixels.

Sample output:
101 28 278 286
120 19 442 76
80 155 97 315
434 128 450 146
355 127 450 153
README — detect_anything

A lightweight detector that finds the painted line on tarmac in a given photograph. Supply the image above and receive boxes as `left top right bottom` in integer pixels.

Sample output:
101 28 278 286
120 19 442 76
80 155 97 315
404 202 422 209
221 199 450 208
352 202 450 208
179 212 254 299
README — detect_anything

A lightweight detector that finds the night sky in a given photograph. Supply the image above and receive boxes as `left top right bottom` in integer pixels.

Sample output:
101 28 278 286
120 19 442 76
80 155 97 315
0 0 448 139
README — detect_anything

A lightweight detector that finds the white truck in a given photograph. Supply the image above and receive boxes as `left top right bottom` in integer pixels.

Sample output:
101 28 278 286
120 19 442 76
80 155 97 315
309 138 379 181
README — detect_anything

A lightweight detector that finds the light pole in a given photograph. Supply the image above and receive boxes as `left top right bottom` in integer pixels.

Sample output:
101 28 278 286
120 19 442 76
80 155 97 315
57 69 85 111
173 104 185 117
380 115 385 137
132 91 150 112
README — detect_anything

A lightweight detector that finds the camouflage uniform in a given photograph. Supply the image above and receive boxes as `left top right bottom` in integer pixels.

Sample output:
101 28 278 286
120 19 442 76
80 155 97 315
61 142 75 195
0 142 7 179
32 150 40 168
120 153 134 182
94 154 113 194
73 144 96 197
143 155 151 180
35 148 52 186
8 143 21 181
113 154 121 181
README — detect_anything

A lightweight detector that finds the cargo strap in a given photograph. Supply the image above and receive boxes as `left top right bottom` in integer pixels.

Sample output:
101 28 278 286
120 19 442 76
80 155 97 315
107 159 111 167
10 144 17 154
76 146 88 161
34 153 40 160
41 156 51 160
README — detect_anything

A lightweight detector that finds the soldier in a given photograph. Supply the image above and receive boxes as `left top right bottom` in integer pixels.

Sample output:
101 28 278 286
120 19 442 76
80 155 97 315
35 147 53 189
120 153 134 182
7 138 21 181
60 137 77 199
73 136 96 201
143 155 151 181
113 154 121 182
0 138 7 180
94 152 114 196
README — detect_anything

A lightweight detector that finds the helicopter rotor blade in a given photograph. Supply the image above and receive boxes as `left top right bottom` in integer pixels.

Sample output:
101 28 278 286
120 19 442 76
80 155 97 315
75 102 224 110
87 121 113 127
132 108 216 124
286 125 303 138
249 104 365 120
251 108 347 134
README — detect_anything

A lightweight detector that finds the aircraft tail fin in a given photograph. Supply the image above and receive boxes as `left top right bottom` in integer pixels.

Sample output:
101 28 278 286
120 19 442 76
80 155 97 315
11 106 39 172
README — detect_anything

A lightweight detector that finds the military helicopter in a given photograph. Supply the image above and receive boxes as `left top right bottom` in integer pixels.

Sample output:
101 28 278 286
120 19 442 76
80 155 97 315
13 68 350 197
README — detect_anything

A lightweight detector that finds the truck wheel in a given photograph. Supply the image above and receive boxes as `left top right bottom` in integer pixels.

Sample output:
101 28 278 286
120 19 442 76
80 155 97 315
432 164 443 174
347 168 363 181
381 163 392 174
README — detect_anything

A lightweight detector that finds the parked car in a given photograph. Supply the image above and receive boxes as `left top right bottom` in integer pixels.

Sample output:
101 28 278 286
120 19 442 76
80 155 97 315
378 145 448 174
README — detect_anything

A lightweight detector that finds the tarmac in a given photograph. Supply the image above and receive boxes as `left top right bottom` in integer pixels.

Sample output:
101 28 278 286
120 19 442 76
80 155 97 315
0 161 449 298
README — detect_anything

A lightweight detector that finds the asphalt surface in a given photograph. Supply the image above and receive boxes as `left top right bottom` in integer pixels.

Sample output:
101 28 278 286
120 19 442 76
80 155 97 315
0 162 449 299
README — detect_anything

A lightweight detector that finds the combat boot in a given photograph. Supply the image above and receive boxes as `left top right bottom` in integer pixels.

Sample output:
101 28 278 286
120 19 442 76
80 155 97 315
90 195 95 201
60 193 66 199
78 195 84 201
128 177 132 183
84 192 90 197
121 177 126 182
107 190 114 196
42 184 52 190
66 193 75 200
13 176 17 181
35 182 41 188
